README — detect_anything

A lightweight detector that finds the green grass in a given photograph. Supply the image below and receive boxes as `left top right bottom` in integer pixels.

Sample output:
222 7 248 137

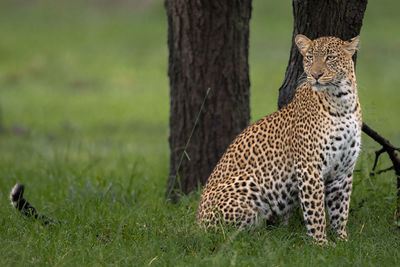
0 0 399 266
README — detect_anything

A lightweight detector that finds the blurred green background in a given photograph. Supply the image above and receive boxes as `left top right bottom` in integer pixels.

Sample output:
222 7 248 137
0 0 399 156
0 0 399 265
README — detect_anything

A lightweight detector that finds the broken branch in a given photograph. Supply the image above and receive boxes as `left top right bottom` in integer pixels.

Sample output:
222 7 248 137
362 122 400 176
362 122 400 229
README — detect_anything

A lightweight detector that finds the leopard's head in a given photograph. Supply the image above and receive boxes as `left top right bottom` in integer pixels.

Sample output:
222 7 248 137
295 34 360 91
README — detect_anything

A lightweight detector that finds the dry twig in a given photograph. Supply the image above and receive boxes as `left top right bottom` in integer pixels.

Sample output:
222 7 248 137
362 122 400 228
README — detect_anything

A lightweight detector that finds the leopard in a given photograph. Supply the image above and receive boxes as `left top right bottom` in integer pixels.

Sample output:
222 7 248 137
196 34 362 245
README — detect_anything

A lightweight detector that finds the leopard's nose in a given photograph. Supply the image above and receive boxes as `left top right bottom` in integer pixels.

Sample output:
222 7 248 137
311 71 324 80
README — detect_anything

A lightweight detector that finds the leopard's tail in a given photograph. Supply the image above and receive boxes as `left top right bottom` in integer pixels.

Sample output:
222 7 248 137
10 184 58 225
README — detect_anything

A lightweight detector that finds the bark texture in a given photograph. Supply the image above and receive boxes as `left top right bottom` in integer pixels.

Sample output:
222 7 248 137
278 0 368 108
165 0 252 200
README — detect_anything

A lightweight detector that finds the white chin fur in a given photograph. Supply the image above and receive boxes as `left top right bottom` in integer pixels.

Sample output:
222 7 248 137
311 84 327 91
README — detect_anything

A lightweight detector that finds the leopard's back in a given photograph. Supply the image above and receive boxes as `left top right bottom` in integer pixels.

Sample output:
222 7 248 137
197 84 326 227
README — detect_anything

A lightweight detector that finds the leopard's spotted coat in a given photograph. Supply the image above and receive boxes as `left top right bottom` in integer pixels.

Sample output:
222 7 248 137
196 35 362 245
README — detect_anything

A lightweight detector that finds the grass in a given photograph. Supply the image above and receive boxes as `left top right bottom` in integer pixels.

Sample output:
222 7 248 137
0 0 399 266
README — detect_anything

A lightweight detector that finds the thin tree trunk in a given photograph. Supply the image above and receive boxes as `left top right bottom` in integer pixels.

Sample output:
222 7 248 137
165 0 252 201
278 0 368 108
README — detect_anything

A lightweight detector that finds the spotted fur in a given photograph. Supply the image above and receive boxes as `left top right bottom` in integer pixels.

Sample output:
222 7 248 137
196 35 362 245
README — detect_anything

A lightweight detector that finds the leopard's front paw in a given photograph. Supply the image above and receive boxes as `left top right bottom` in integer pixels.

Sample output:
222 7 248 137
336 231 348 242
315 237 329 246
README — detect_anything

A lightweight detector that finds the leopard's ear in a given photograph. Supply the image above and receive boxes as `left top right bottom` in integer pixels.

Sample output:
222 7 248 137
343 36 360 56
295 34 312 56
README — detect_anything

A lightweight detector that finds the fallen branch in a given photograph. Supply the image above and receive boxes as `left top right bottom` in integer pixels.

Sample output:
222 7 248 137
362 122 400 228
362 123 400 175
370 166 395 176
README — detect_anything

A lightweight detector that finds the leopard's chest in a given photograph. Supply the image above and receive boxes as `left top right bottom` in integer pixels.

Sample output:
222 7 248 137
322 113 361 178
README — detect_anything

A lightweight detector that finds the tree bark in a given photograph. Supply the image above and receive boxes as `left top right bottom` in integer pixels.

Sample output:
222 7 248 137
278 0 368 108
165 0 252 200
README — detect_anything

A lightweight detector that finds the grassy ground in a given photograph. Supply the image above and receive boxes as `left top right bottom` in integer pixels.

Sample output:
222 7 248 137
0 0 399 266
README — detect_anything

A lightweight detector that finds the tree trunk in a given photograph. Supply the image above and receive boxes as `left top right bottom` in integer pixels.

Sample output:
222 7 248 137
278 0 368 108
165 0 252 200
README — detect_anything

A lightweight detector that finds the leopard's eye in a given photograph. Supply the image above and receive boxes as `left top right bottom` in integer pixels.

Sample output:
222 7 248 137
326 55 336 61
306 55 313 60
